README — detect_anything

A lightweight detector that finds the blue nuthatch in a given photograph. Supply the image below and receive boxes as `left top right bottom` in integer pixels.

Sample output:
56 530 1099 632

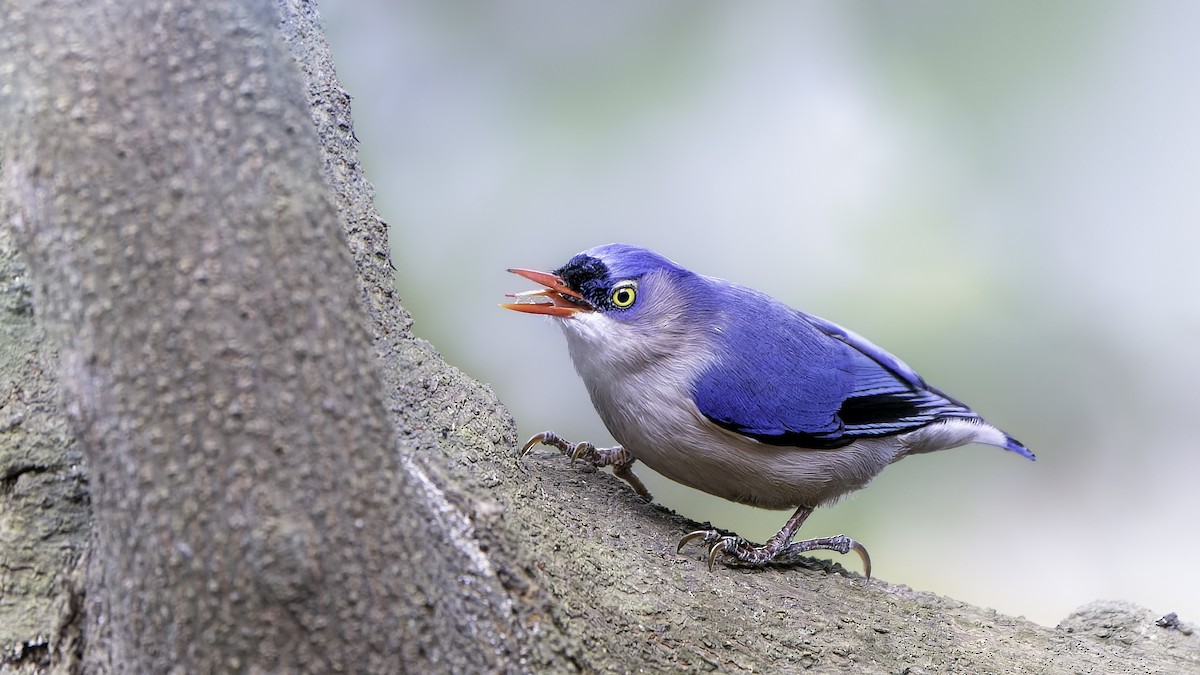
504 244 1033 577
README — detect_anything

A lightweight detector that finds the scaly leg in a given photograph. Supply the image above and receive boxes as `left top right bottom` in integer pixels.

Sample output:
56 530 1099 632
677 506 872 579
520 431 652 501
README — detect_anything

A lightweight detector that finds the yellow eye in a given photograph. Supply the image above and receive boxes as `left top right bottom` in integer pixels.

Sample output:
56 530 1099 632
610 282 637 308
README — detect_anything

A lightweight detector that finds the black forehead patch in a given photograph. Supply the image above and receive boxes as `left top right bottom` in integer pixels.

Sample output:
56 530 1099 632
555 254 610 294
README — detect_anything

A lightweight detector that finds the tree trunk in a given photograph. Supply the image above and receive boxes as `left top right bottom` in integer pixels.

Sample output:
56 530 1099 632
1 0 522 671
0 0 1196 673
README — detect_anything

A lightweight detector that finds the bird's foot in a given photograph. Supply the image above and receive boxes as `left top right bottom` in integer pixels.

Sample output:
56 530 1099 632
677 529 872 580
520 431 652 500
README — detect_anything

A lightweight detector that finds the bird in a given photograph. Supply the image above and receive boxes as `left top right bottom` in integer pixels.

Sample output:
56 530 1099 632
502 243 1034 578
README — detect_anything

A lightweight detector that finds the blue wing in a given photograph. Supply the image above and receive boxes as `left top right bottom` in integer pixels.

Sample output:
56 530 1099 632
692 284 984 449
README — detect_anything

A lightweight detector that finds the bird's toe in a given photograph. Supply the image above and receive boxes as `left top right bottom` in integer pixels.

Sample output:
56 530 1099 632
568 441 595 466
706 537 741 571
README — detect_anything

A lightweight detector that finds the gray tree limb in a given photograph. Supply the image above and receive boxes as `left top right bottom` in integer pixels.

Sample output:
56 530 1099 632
0 0 1195 672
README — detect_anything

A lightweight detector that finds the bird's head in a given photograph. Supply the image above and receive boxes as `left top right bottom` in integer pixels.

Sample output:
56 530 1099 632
502 243 693 322
502 243 713 371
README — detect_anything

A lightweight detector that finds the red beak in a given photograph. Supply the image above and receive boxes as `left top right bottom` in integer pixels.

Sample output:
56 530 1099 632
501 268 592 317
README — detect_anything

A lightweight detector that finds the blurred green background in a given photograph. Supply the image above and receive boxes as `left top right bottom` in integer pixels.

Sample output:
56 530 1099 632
320 1 1199 627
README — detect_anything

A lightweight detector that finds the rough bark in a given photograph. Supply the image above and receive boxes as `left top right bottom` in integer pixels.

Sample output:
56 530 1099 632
0 0 1196 673
0 206 89 671
1 0 522 671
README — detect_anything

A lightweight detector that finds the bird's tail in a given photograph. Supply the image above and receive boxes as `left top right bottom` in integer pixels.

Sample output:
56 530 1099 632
1000 433 1036 461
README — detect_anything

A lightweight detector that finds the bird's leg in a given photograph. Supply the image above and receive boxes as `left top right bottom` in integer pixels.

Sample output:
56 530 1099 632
677 506 872 579
520 431 652 501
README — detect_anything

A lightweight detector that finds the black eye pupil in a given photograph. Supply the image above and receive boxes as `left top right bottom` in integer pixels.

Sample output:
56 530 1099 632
614 287 634 306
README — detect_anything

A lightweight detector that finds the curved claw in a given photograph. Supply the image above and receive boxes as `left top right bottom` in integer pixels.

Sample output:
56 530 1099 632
850 540 872 581
568 442 591 466
520 432 550 456
676 530 736 572
706 538 732 571
676 529 716 554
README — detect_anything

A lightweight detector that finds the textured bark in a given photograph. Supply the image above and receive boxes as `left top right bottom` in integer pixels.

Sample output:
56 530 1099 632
0 0 522 671
0 0 1197 673
0 214 89 671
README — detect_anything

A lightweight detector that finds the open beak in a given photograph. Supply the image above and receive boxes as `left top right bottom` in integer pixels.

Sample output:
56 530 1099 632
501 268 593 317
